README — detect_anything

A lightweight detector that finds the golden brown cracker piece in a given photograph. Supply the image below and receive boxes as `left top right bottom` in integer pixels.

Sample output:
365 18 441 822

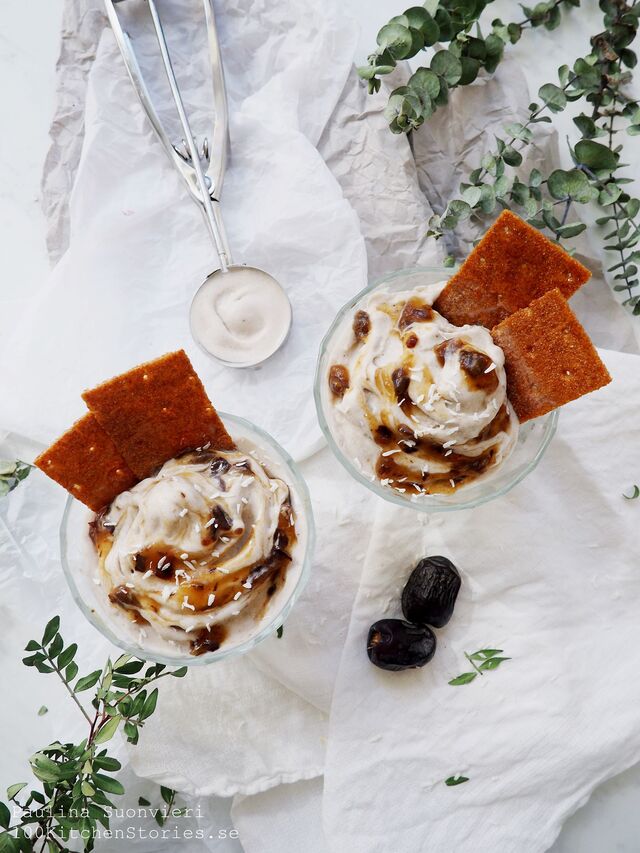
82 350 235 479
434 210 591 328
34 413 138 512
492 289 611 422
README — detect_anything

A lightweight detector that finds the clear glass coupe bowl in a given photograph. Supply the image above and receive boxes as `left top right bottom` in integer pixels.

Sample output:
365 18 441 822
60 413 315 666
314 266 558 513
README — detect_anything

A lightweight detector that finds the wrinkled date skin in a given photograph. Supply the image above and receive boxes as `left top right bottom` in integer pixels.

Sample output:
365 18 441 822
367 619 436 671
401 556 461 628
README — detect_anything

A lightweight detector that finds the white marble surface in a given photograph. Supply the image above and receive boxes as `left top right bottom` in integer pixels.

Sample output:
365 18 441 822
2 1 640 850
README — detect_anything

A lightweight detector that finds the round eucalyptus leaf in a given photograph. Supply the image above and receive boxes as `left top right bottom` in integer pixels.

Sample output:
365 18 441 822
547 169 570 199
431 50 462 85
574 139 618 172
459 57 481 86
404 6 430 29
409 27 425 54
538 83 567 113
409 67 441 100
376 23 413 60
462 186 482 208
502 146 523 167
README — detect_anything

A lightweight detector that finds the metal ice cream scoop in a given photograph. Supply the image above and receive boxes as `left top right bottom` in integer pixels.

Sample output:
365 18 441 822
105 0 292 367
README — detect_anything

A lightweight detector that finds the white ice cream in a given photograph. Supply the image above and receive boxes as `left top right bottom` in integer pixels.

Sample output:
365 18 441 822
190 266 292 366
91 444 299 656
323 283 519 496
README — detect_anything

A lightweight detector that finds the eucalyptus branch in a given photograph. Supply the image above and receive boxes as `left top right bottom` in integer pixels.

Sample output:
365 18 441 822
403 0 640 310
359 0 581 133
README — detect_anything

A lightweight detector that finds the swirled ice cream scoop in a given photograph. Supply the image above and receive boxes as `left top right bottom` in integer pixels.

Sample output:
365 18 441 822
90 447 297 656
324 283 519 496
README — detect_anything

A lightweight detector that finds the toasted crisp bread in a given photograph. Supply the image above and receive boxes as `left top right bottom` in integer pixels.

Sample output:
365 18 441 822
34 413 138 512
492 289 611 422
82 350 235 479
434 210 591 328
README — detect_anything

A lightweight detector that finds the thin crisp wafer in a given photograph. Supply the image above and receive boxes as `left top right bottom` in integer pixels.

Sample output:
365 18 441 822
434 210 591 328
34 413 138 512
492 289 611 422
82 350 234 479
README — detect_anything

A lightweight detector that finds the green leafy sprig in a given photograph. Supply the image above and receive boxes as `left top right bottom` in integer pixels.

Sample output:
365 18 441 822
0 618 187 852
359 0 579 133
365 1 640 311
0 461 32 498
428 1 640 306
448 648 511 685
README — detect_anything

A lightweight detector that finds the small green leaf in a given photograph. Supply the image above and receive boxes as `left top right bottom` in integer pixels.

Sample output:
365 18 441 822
75 670 102 692
469 649 503 660
502 146 523 167
538 83 567 113
462 186 482 208
93 716 121 745
92 774 125 796
573 114 597 139
30 754 64 784
138 797 151 806
431 50 462 86
0 802 10 829
479 656 511 671
81 780 96 797
574 140 618 172
42 617 60 646
160 786 174 805
276 625 284 639
171 666 188 678
57 643 77 669
94 755 121 772
409 67 440 101
556 223 587 238
141 688 159 720
623 485 640 500
7 783 27 801
124 722 139 744
37 706 48 717
448 672 477 686
376 23 413 60
445 775 469 786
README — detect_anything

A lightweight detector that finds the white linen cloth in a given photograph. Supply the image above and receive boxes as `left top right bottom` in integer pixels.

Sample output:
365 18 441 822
2 0 640 851
323 349 640 853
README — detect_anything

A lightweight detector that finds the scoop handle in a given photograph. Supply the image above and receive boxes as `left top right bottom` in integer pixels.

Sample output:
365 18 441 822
148 0 233 271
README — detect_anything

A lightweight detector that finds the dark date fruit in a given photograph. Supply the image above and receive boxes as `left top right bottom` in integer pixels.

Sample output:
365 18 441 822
401 556 461 628
366 619 436 671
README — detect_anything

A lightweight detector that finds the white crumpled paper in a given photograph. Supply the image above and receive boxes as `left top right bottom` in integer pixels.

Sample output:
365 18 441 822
3 0 640 851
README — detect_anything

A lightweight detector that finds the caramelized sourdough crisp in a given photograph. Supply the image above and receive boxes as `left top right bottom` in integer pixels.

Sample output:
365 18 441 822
491 290 611 422
434 210 591 328
82 350 235 479
34 414 138 512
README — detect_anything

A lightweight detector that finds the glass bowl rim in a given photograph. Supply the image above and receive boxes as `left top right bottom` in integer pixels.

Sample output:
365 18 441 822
59 412 316 666
313 264 559 514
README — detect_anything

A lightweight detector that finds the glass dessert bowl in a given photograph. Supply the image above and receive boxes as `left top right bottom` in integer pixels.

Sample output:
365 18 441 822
315 266 558 513
60 413 314 665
